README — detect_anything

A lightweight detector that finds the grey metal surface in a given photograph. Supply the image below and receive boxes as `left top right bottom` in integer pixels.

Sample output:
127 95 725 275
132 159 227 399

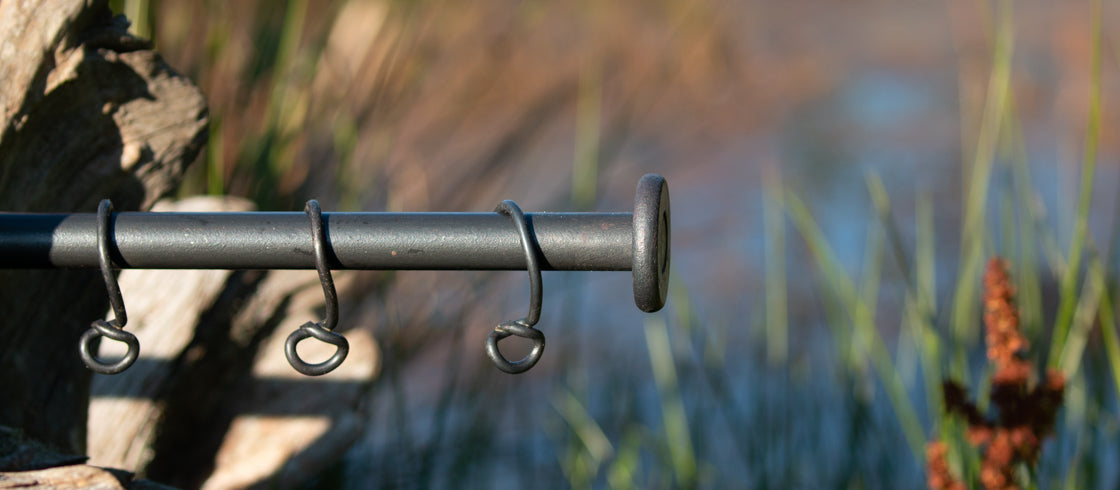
79 200 140 375
485 200 546 374
283 200 350 376
632 174 671 312
0 174 671 314
0 212 634 271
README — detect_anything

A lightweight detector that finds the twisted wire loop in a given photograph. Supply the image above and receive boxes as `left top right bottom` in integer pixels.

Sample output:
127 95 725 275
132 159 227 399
285 200 350 376
485 200 546 374
79 199 140 374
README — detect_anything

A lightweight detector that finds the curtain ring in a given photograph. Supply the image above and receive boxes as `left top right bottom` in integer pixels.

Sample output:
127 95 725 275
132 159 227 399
485 200 546 374
285 200 349 376
79 199 140 374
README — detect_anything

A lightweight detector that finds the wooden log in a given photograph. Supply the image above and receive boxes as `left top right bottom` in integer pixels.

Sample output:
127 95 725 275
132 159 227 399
0 465 129 490
0 0 207 453
0 465 177 490
87 197 255 472
0 426 175 489
199 301 378 489
0 426 86 472
87 197 379 488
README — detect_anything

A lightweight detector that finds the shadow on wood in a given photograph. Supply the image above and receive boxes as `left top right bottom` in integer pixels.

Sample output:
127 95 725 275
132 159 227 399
84 198 380 489
0 0 206 454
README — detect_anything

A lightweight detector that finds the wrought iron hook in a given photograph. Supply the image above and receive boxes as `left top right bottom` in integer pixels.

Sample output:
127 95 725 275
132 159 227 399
485 200 546 374
284 200 350 376
79 199 140 374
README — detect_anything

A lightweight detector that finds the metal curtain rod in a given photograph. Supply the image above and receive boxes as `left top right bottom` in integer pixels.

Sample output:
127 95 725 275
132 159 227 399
0 175 670 311
3 211 635 271
2 174 670 376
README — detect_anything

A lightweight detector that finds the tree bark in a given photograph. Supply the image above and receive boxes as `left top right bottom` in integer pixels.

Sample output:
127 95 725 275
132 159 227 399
0 0 206 453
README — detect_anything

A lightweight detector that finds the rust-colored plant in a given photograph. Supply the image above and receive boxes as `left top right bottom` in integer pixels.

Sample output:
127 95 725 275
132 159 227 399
926 440 965 490
927 258 1065 490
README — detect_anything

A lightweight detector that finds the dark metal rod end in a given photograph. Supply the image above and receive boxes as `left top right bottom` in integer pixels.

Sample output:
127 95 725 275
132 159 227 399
632 173 670 312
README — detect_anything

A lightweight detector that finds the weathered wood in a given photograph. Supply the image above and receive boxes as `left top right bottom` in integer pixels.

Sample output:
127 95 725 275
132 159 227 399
0 465 176 490
86 198 379 488
0 426 175 489
0 0 207 453
0 465 126 490
0 426 85 472
200 305 377 489
1 2 378 484
87 197 255 472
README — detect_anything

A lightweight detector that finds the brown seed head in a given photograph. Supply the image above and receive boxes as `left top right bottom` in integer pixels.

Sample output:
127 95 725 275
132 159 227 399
931 257 1066 488
984 258 1028 372
967 425 994 446
926 440 965 490
980 429 1018 490
1044 369 1065 393
992 358 1031 387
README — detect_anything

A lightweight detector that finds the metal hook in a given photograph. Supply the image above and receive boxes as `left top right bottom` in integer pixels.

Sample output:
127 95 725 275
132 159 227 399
485 200 546 374
79 199 140 374
285 200 349 376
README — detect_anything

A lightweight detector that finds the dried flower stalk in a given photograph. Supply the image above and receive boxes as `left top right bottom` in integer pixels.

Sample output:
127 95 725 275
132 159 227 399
928 258 1065 490
926 440 965 490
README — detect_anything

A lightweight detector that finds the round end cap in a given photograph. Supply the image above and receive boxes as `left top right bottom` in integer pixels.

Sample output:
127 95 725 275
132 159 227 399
633 174 670 312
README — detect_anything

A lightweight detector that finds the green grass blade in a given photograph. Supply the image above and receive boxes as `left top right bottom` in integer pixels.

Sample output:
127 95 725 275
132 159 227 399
914 192 944 416
916 192 938 313
867 174 944 420
207 116 225 196
1048 0 1102 369
1098 276 1120 398
1000 190 1015 263
551 387 614 485
858 187 886 380
607 428 643 490
643 317 697 488
860 200 884 326
124 0 151 39
572 62 602 211
1007 104 1045 340
1059 250 1105 379
785 190 926 460
950 0 1014 378
764 169 789 366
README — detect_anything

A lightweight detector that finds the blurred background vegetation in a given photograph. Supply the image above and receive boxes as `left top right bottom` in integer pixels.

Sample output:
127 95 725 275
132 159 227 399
107 0 1120 487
